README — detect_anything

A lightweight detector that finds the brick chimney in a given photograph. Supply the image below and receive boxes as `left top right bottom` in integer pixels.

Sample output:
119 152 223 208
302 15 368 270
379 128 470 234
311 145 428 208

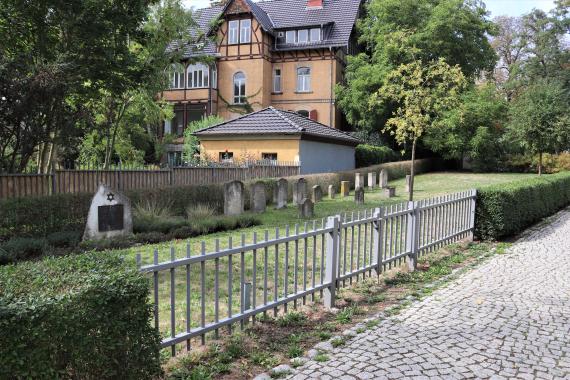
307 0 323 9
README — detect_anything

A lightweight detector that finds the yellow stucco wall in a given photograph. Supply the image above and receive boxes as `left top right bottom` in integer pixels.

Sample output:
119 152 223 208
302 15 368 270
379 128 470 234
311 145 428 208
199 138 301 162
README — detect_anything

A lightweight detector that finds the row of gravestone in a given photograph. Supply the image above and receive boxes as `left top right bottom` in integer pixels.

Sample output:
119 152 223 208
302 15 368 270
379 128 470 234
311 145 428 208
224 169 401 219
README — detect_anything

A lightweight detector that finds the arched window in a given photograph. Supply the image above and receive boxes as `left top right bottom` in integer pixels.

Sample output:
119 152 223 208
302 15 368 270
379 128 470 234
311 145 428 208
297 110 309 118
169 63 185 89
187 63 209 88
297 67 311 92
233 71 246 104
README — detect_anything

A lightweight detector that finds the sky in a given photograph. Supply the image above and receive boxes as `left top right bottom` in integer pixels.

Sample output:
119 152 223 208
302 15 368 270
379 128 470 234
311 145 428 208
182 0 557 17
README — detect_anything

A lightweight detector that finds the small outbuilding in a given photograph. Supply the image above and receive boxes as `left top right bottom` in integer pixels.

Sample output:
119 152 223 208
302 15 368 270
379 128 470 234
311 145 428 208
193 107 360 174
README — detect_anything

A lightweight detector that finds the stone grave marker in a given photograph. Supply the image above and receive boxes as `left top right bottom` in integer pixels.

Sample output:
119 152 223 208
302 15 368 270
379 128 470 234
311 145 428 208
384 186 396 198
298 198 314 218
405 175 411 193
368 172 377 189
293 178 308 205
379 170 388 188
275 178 288 209
83 184 132 241
355 172 364 189
340 181 350 197
328 184 335 199
355 187 365 205
224 180 245 216
250 181 266 213
311 185 323 203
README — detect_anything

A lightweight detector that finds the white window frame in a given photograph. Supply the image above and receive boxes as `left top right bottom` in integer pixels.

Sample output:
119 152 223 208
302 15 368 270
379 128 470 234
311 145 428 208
285 30 296 44
273 68 282 93
186 63 209 89
297 67 311 92
310 28 321 42
228 20 239 44
240 19 251 43
298 29 309 43
169 64 185 89
211 65 218 89
233 71 246 104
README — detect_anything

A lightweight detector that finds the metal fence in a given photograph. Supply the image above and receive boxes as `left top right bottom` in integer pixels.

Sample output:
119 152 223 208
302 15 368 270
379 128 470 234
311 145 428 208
0 161 300 199
137 190 476 356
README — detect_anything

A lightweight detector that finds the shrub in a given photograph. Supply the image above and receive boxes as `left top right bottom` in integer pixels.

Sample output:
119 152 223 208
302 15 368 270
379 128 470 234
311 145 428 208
0 237 49 264
46 230 82 248
133 215 188 234
355 144 400 168
475 172 570 240
0 253 161 379
133 198 173 220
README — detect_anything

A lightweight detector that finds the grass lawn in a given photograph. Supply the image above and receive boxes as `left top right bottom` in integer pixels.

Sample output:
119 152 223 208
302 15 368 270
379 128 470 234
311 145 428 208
119 171 533 350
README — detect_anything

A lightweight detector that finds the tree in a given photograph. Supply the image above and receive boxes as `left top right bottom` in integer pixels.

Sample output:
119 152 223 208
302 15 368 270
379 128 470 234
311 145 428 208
0 0 156 172
507 80 569 175
182 116 224 163
425 84 508 171
374 58 466 200
337 0 496 134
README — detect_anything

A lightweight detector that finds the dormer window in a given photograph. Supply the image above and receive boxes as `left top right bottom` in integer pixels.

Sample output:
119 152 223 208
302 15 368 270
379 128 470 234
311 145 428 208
310 28 321 42
228 20 239 44
285 30 296 44
298 29 309 43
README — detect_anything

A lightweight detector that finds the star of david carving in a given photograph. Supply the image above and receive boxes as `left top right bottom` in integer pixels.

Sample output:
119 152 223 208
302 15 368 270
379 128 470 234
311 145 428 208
107 192 115 202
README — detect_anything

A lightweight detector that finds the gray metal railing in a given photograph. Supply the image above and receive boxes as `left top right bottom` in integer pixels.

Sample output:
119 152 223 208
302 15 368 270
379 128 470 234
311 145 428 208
137 189 476 356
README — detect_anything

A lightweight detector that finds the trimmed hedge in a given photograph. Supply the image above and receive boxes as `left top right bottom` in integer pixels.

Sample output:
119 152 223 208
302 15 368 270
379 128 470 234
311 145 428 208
355 144 400 168
0 253 161 379
475 172 570 240
0 159 435 242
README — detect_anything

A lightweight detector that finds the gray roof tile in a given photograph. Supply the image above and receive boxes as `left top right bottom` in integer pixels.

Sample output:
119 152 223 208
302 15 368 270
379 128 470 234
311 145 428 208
175 0 361 58
194 107 360 145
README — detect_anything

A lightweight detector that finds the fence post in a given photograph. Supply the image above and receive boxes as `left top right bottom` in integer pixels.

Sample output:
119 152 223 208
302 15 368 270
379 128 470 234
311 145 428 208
324 215 340 309
371 207 384 277
169 167 174 186
468 189 477 241
406 201 419 272
50 161 56 195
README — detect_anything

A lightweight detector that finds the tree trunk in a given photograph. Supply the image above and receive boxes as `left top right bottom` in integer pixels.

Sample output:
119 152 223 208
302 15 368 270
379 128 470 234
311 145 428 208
409 138 417 202
538 152 543 176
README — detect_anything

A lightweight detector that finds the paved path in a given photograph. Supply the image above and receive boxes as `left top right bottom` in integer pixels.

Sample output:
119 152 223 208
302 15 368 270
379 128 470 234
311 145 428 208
288 209 570 380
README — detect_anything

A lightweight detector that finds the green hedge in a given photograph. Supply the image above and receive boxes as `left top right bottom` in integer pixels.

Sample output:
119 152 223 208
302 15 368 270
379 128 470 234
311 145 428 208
0 159 435 242
475 172 570 240
0 252 161 379
355 144 400 168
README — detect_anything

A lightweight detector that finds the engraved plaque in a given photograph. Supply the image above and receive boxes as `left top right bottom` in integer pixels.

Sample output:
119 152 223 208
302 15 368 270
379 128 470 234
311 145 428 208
98 204 124 232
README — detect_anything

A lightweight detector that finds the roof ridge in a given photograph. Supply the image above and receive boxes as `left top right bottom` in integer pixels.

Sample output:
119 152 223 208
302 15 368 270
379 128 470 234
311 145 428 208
193 108 271 134
279 109 360 140
269 107 304 132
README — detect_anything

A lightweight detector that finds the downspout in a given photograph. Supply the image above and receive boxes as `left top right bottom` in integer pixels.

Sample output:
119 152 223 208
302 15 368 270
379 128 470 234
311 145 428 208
208 64 213 116
329 46 334 128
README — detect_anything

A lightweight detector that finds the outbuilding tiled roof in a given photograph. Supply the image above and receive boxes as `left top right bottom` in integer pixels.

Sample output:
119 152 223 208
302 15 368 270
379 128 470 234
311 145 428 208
175 0 361 58
194 107 360 146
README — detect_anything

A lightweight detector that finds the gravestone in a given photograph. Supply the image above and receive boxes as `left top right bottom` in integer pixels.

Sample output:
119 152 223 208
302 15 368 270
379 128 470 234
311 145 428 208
384 186 396 198
293 178 308 205
340 181 350 197
311 185 323 203
328 184 336 199
298 198 314 218
250 181 266 213
355 187 365 205
355 172 364 189
83 184 132 241
368 172 377 189
224 180 245 216
275 178 288 209
379 170 388 189
405 175 411 193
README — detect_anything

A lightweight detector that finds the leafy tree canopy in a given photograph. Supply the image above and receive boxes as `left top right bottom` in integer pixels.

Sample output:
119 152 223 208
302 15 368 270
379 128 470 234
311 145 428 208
183 115 225 164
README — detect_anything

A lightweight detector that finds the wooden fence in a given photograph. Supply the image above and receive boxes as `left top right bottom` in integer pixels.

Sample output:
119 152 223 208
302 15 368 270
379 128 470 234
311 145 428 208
137 190 477 356
0 162 300 200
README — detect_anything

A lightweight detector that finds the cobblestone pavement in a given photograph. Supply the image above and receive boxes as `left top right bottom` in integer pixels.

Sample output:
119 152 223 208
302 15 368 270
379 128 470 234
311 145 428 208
288 209 570 380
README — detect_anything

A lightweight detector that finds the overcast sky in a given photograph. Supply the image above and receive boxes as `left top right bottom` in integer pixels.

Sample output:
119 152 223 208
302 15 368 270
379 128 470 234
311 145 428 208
181 0 557 17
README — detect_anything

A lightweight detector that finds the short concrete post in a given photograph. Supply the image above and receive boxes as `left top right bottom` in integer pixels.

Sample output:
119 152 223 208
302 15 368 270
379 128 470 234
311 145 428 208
340 181 350 197
371 207 385 276
405 201 418 271
324 215 340 309
328 184 335 199
242 281 252 324
368 172 377 189
405 175 411 193
379 169 388 188
468 189 477 241
355 187 365 205
355 173 364 189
